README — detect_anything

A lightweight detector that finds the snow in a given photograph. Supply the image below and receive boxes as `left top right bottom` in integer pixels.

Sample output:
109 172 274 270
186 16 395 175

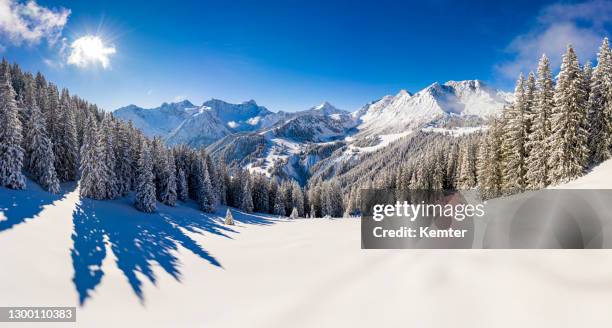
347 131 412 153
421 126 487 136
2 161 612 326
551 159 612 189
2 187 612 326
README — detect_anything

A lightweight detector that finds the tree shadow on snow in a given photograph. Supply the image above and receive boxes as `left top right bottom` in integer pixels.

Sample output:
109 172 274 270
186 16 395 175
0 182 76 234
71 197 276 305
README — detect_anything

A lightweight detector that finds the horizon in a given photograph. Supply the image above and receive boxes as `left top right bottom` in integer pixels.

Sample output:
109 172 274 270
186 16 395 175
2 0 612 112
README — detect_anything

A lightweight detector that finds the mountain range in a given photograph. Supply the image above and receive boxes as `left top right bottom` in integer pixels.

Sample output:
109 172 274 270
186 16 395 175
114 80 513 182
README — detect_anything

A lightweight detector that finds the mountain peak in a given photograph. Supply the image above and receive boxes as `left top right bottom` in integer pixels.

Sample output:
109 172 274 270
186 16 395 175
443 80 485 90
397 89 412 97
160 99 195 110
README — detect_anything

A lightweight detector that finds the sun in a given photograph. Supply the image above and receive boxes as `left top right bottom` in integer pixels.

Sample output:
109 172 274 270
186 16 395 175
67 35 116 69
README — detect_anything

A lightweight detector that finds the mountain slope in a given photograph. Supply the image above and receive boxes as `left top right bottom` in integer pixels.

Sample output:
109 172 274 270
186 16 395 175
354 80 512 137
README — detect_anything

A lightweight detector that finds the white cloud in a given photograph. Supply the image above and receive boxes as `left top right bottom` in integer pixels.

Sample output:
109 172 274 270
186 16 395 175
67 35 116 69
0 0 70 46
497 0 612 79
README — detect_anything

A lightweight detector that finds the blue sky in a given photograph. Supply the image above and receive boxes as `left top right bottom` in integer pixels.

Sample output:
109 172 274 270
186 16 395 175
2 0 611 112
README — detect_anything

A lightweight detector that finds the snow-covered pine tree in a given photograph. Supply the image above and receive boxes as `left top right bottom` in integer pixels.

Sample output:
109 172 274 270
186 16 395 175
99 115 118 199
588 38 612 164
113 120 133 196
251 173 269 213
240 175 254 213
289 207 298 219
0 59 26 189
159 150 177 206
583 61 593 98
477 118 503 198
205 154 220 205
224 208 235 225
548 45 590 183
194 153 215 213
290 181 304 216
273 188 286 216
134 140 157 213
45 83 60 157
457 139 477 189
524 71 536 155
79 115 105 199
267 178 278 214
18 73 34 138
55 89 78 182
23 77 59 193
503 74 528 192
176 167 188 202
34 72 48 114
310 204 316 218
526 54 555 189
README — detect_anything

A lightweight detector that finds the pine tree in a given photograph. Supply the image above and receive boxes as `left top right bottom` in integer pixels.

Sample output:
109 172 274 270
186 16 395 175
79 115 105 199
273 189 286 216
23 78 59 193
457 140 477 189
99 115 118 199
45 83 60 158
224 208 235 225
503 74 528 192
134 140 157 213
290 181 304 216
524 71 536 155
114 121 133 196
477 118 503 198
193 154 215 213
526 54 554 188
160 150 177 206
548 45 590 183
0 59 25 189
588 38 612 164
55 89 78 181
176 167 188 201
240 175 254 213
289 207 299 219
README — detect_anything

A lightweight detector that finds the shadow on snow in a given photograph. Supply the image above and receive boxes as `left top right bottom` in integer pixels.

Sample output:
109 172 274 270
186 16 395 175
71 196 276 305
0 181 76 233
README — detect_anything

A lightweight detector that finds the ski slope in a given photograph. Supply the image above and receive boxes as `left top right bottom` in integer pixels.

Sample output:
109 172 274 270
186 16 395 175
1 161 612 327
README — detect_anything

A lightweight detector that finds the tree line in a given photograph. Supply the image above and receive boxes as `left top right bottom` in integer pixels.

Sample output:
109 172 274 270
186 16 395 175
478 39 612 198
0 58 324 217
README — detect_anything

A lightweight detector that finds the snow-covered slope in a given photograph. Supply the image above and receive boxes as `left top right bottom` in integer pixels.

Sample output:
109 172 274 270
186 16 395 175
208 102 353 182
2 160 612 327
354 80 513 137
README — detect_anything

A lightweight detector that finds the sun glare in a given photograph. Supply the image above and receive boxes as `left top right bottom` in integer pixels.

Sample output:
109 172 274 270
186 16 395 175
67 35 116 69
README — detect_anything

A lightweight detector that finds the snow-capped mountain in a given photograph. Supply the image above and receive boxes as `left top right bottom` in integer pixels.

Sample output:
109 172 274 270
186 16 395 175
114 100 200 137
114 80 512 182
354 80 513 137
114 99 282 147
203 99 278 131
